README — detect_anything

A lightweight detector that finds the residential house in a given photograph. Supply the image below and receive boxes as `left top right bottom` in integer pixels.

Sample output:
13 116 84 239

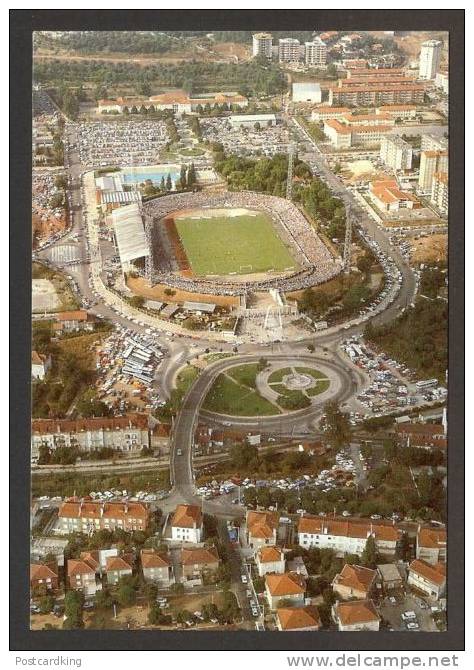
376 563 404 592
298 516 401 557
31 414 151 458
53 310 95 334
58 499 150 535
30 562 59 593
246 510 279 549
332 599 381 631
408 559 446 600
105 553 134 585
416 527 447 565
171 504 203 544
141 549 174 587
31 351 51 380
181 546 220 585
256 546 286 577
276 606 322 631
67 557 101 596
332 564 377 600
265 572 306 610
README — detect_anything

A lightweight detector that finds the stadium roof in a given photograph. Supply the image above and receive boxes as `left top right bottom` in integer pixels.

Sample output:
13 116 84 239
112 203 149 264
183 301 216 313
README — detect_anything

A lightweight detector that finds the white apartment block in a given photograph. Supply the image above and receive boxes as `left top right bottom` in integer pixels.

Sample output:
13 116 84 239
305 38 327 67
278 38 301 63
252 32 273 58
435 72 449 95
421 134 448 152
418 150 448 193
380 135 413 171
431 171 448 216
419 40 442 80
298 517 400 557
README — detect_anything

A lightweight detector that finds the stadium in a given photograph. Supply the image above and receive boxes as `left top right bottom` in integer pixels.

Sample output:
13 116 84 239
140 191 342 296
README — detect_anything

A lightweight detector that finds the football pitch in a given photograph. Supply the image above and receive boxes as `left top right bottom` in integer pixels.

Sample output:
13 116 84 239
173 209 297 276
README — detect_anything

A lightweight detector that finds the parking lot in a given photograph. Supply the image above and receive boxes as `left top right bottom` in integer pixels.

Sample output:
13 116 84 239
200 117 291 157
379 592 440 632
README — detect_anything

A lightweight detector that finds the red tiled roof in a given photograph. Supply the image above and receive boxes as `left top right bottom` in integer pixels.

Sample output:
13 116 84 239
258 546 284 563
55 310 89 322
30 563 58 581
106 554 133 572
298 515 400 542
409 559 446 586
336 599 380 625
277 606 321 630
171 504 202 529
59 500 149 521
265 572 306 596
418 527 446 549
247 510 279 539
333 564 377 594
67 559 96 577
141 549 171 569
32 413 149 435
181 546 220 566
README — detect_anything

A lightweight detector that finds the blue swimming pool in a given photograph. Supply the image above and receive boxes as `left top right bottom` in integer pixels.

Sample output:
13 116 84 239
121 167 180 186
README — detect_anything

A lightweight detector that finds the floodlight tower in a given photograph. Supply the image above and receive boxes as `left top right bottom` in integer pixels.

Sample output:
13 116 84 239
286 142 296 201
343 204 353 273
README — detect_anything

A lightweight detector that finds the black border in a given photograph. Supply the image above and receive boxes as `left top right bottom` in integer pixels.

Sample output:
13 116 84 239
11 8 465 652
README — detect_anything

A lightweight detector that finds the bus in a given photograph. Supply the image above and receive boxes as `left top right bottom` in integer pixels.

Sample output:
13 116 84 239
416 379 438 390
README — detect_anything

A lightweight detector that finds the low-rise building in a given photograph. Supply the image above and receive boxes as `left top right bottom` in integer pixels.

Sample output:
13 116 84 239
265 572 306 610
141 549 174 586
31 350 51 380
376 105 418 120
67 557 101 596
416 527 447 565
58 500 149 535
181 546 220 584
229 114 277 129
332 564 377 600
298 516 401 557
311 107 350 123
171 504 203 544
98 90 248 115
256 546 286 577
376 563 404 592
276 606 322 631
333 599 380 632
323 119 393 149
105 553 134 585
30 562 59 593
246 510 279 549
408 559 446 600
396 422 447 450
31 414 151 458
53 310 95 334
292 82 321 103
369 179 420 212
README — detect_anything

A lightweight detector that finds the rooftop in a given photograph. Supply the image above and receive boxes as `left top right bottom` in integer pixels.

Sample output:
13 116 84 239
277 606 321 630
265 571 306 596
335 599 380 626
409 559 446 586
171 504 203 529
333 564 377 593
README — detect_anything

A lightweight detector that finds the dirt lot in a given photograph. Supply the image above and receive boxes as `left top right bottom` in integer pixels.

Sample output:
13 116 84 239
410 233 447 264
126 276 239 309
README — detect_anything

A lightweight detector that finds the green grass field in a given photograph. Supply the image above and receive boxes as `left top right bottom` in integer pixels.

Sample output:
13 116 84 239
203 365 280 417
174 210 297 276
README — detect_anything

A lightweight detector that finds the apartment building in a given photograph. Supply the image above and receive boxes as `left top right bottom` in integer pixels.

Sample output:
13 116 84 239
419 40 442 80
431 171 448 216
346 67 408 80
421 134 448 152
408 559 446 600
298 516 401 556
380 135 413 171
435 72 449 95
311 107 350 123
416 527 447 565
329 83 426 107
58 500 150 535
304 37 327 67
418 150 448 192
31 414 151 458
279 38 301 63
323 119 393 149
252 32 273 58
170 504 203 544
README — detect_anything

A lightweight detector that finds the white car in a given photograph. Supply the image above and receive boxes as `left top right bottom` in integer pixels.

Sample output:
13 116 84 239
401 611 417 621
176 449 182 456
241 575 248 584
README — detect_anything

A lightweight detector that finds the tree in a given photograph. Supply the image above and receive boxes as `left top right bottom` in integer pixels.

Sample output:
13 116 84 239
361 535 378 570
143 583 158 605
322 401 352 448
63 590 84 629
39 595 55 614
166 173 172 191
129 295 145 309
116 577 137 607
95 588 114 610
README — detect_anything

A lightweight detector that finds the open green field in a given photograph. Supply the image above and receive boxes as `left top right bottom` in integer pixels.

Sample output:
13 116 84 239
174 209 297 276
203 368 280 417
